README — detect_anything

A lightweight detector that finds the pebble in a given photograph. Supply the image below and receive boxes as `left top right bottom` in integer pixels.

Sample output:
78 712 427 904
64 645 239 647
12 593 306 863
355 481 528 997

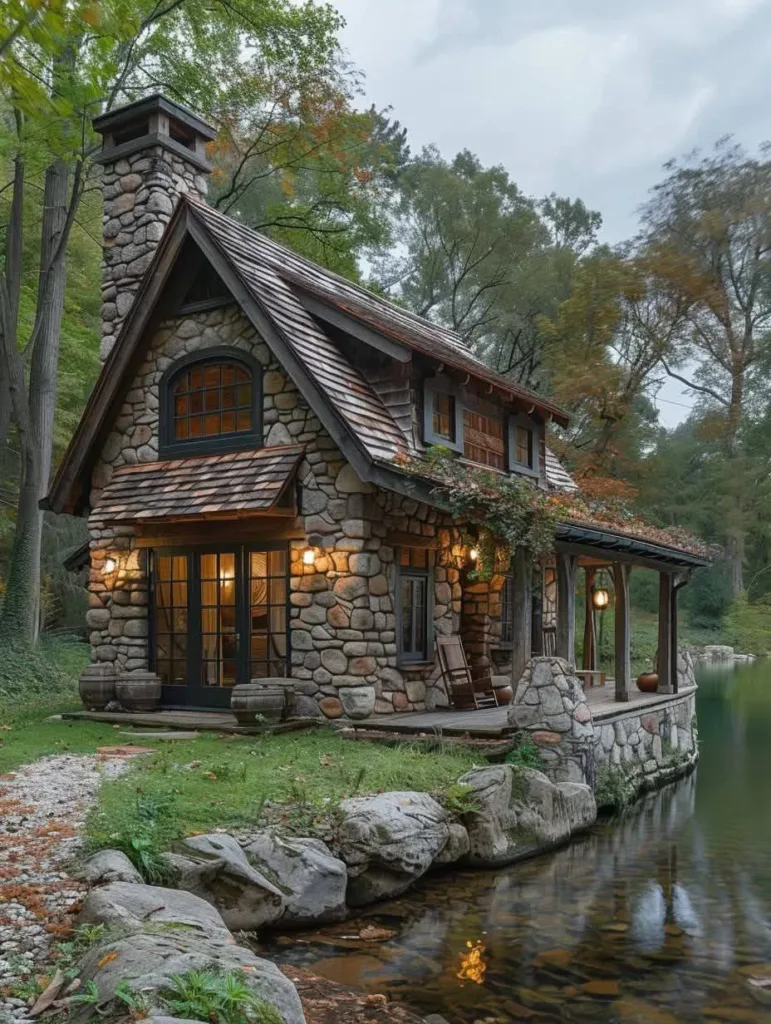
0 754 131 1021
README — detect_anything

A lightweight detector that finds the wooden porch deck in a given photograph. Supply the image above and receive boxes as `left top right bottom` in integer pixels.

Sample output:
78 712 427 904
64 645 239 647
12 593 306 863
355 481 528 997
61 684 696 739
351 683 697 737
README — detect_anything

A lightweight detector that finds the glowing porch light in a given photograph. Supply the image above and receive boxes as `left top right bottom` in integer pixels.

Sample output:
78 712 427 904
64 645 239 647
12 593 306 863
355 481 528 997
302 547 316 566
103 557 117 575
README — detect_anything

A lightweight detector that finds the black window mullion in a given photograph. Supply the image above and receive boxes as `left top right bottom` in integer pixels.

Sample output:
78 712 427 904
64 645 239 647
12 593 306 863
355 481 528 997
188 552 201 691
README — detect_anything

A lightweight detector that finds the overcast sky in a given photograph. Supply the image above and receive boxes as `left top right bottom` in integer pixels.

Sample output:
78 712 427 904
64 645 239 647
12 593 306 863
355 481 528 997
331 0 771 426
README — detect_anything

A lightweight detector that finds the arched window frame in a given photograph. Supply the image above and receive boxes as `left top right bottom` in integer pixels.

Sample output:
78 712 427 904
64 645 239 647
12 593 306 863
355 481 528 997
159 347 262 458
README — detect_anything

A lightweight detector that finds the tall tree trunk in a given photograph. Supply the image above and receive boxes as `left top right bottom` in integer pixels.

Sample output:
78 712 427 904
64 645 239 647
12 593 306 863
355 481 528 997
0 159 69 643
726 365 745 594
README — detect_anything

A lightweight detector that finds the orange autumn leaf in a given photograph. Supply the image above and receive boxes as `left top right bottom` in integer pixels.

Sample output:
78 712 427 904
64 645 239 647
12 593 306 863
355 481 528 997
97 952 118 968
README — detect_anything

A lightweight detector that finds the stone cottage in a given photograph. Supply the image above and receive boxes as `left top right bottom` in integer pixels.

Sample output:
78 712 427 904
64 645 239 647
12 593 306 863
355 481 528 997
45 95 707 720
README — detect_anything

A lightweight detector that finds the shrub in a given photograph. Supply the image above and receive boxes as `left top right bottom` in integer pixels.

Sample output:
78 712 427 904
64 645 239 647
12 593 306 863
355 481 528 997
440 782 480 818
159 970 283 1024
505 734 542 770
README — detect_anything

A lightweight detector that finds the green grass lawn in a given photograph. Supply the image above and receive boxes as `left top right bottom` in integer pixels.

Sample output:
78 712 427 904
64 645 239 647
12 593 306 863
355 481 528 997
85 730 479 863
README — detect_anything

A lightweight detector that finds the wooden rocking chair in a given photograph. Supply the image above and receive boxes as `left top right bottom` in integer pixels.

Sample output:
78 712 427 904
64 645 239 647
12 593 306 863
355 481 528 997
435 635 499 711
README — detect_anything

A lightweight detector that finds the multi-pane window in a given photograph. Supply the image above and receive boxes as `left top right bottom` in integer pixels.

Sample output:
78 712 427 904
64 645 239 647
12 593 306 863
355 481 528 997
512 423 533 469
200 551 238 688
398 548 434 663
249 549 288 679
432 391 457 442
171 361 253 442
500 574 515 647
153 554 189 686
463 409 505 470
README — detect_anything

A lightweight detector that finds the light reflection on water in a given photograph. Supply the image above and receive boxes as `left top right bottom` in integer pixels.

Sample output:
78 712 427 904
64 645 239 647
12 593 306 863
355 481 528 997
260 664 771 1022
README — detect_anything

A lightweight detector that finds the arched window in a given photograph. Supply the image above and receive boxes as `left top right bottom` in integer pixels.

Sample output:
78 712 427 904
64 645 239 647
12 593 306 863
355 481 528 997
160 349 261 457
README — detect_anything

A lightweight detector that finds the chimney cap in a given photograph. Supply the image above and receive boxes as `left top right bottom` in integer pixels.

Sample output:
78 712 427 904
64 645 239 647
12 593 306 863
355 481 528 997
93 93 217 141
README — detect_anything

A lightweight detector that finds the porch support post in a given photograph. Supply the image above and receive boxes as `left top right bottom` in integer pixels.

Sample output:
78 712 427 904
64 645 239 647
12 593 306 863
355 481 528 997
511 545 532 686
582 567 597 671
556 552 577 667
613 562 631 702
658 571 674 693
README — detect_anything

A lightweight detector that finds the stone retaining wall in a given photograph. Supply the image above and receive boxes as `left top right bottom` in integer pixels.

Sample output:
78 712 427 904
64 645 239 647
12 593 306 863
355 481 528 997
509 656 698 807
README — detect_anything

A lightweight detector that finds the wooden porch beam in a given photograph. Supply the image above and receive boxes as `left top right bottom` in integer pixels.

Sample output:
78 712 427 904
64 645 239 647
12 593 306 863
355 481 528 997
583 567 597 672
556 552 577 666
511 546 532 686
658 572 674 694
614 562 631 702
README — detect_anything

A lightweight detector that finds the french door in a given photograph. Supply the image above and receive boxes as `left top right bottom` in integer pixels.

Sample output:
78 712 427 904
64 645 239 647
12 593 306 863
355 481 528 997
150 544 289 708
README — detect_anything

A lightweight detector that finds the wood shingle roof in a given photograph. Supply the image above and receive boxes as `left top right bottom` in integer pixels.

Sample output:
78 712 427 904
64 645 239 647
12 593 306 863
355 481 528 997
92 447 301 523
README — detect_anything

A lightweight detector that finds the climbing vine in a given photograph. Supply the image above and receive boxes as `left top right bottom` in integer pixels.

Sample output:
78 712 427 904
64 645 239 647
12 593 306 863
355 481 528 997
394 446 560 580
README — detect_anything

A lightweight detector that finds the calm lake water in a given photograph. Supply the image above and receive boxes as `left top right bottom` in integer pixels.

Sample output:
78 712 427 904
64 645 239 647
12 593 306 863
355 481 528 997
261 662 771 1023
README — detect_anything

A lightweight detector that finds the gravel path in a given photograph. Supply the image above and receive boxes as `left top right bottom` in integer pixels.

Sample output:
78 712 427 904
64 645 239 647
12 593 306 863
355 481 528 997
0 753 133 1021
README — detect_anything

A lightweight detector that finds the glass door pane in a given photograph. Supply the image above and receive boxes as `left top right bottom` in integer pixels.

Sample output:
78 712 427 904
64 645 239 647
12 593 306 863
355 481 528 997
199 551 239 689
249 548 288 679
154 554 188 685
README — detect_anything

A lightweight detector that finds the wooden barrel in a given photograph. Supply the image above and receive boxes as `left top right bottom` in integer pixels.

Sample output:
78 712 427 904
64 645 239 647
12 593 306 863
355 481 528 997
231 682 288 725
115 671 162 711
78 665 116 711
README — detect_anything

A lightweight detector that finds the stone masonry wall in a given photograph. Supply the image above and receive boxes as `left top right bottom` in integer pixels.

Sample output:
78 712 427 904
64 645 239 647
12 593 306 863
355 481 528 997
509 655 698 803
87 307 471 716
100 144 208 361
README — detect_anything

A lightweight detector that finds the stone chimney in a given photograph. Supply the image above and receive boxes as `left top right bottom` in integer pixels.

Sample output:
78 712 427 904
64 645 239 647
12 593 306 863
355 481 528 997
92 94 217 361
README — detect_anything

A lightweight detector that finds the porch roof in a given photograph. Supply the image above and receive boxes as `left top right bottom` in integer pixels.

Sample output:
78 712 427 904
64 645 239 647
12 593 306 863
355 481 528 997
555 519 709 570
92 445 301 523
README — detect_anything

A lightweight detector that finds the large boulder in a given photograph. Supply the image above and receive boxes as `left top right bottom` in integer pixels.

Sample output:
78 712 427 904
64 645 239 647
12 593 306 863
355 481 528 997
166 833 286 931
458 765 596 868
78 882 230 937
78 849 143 885
334 792 452 906
77 930 305 1024
244 832 348 926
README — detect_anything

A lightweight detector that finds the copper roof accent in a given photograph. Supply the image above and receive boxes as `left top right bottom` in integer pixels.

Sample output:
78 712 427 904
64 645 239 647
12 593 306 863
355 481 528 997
187 199 569 427
93 446 302 523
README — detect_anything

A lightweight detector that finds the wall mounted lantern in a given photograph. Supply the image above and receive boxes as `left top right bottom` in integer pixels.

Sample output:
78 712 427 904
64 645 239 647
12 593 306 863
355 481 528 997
103 557 117 575
302 547 316 566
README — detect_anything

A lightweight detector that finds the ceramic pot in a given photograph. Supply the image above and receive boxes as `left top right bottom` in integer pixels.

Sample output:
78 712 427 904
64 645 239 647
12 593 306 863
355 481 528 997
78 665 115 710
231 682 288 726
495 685 514 706
115 671 162 711
636 671 659 694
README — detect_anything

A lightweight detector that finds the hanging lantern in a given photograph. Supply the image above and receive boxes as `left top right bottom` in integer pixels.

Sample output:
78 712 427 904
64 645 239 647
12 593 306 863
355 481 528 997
592 583 610 610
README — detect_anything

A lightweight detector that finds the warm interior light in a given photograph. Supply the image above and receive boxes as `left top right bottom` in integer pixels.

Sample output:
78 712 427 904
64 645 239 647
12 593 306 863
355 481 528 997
302 547 316 565
103 557 117 575
592 587 610 611
469 547 479 561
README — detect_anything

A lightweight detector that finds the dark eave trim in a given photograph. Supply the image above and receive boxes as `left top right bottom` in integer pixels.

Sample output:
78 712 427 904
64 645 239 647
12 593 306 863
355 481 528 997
291 286 411 364
184 209 380 489
63 540 90 572
555 521 710 571
42 204 195 515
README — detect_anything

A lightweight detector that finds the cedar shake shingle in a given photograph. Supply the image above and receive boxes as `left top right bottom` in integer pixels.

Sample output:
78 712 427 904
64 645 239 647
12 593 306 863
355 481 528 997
93 446 301 523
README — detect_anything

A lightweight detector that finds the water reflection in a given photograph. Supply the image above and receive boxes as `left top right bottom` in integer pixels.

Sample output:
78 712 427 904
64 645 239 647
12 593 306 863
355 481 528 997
263 663 771 1022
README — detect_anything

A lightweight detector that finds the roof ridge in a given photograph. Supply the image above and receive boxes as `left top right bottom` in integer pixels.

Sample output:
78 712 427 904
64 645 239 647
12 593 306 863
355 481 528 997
185 197 474 351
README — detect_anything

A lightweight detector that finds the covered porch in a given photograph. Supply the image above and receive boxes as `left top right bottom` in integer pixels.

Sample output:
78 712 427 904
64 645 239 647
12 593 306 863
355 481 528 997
538 521 709 703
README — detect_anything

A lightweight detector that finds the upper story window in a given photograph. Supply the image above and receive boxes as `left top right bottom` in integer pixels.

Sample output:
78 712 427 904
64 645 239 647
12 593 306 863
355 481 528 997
508 415 538 478
423 379 463 452
160 349 261 457
423 377 542 478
